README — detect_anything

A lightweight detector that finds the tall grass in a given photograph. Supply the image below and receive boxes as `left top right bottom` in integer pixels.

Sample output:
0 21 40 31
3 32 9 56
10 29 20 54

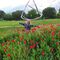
0 24 60 60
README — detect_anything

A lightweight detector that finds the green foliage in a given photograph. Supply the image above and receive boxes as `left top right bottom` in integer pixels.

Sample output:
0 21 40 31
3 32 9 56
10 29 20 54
3 14 13 20
57 13 60 18
0 24 60 60
12 10 25 20
27 9 40 19
57 9 60 18
0 10 5 19
42 7 56 19
59 9 60 13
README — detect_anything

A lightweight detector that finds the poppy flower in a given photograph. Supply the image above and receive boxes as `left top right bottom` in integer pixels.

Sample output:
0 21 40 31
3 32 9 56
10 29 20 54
56 42 59 46
51 31 55 36
4 48 6 52
41 51 45 56
31 30 35 33
12 40 15 43
56 24 60 26
31 28 36 32
30 44 36 49
36 26 41 28
30 45 33 49
7 54 11 57
2 43 5 46
20 37 23 41
24 40 26 44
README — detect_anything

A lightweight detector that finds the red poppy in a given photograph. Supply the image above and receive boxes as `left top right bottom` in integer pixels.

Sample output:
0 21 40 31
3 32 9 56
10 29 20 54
36 26 41 28
24 40 26 44
31 28 36 32
51 31 55 36
20 37 23 41
56 42 59 46
32 28 36 30
4 48 6 52
30 45 33 49
31 30 35 33
7 54 11 57
30 44 36 49
12 40 15 43
41 51 45 56
56 24 60 26
2 43 5 46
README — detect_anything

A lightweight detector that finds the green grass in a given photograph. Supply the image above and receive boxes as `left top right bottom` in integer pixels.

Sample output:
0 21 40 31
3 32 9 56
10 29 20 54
0 23 60 60
0 19 60 60
0 19 60 37
0 19 60 27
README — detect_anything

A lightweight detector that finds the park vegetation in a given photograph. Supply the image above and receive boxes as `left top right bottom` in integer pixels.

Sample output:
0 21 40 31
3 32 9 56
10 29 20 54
0 24 60 60
0 7 60 21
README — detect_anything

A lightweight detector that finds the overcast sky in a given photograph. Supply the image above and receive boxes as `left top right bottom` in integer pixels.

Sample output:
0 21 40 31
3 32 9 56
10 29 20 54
0 0 60 13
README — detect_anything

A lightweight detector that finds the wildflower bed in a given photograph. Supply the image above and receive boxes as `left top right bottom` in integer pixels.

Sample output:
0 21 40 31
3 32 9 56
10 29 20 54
0 24 60 60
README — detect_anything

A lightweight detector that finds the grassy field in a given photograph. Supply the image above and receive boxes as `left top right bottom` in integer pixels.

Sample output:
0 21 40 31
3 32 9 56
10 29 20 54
0 19 60 60
0 19 60 27
0 19 60 37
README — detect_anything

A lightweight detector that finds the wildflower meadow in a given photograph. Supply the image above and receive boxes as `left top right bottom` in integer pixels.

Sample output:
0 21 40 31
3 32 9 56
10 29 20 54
0 23 60 60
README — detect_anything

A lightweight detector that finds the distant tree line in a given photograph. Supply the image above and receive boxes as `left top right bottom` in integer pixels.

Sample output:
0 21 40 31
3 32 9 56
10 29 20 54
0 7 60 21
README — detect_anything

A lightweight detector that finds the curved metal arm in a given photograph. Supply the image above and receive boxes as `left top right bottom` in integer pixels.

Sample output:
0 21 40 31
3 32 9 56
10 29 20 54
21 0 40 20
21 12 25 20
28 5 35 9
33 0 39 14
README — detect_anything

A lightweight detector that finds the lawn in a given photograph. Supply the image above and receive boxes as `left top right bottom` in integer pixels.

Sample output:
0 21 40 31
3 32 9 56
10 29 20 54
0 19 60 27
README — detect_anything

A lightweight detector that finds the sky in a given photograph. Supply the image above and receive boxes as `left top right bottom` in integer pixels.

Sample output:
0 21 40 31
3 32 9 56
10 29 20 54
0 0 60 13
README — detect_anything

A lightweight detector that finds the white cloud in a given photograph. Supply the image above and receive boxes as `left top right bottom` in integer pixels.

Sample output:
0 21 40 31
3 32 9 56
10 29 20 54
0 0 60 12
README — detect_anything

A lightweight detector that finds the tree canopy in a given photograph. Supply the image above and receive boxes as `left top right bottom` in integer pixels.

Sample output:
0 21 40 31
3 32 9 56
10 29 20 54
42 7 56 19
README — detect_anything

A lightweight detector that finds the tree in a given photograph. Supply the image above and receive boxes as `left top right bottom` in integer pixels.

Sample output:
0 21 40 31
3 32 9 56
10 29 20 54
57 8 60 18
3 14 13 20
12 10 25 20
0 10 5 19
59 9 60 13
27 9 40 19
42 7 56 19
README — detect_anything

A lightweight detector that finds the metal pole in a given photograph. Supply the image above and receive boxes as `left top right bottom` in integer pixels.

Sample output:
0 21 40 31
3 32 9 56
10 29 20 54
21 0 30 19
28 5 35 9
33 0 39 13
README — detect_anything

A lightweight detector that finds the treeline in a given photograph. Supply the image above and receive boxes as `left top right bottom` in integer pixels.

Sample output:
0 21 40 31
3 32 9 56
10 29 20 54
0 7 60 21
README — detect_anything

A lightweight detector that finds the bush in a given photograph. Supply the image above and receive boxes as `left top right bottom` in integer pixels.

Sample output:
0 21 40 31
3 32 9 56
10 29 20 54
42 7 56 19
3 14 13 20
